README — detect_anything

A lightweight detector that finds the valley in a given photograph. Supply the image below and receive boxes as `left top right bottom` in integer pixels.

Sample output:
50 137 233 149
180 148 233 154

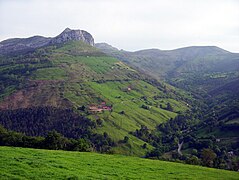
96 42 239 169
0 28 238 173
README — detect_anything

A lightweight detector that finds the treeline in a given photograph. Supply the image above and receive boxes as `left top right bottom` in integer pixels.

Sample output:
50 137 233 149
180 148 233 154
0 126 90 151
0 107 94 138
0 107 114 152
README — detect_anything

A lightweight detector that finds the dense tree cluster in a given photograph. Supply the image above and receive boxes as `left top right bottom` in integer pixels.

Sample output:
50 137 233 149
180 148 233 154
0 107 114 152
0 125 91 151
130 109 239 171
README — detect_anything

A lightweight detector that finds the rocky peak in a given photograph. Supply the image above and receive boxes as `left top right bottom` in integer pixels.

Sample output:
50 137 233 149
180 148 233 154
50 28 94 46
63 27 72 33
0 28 95 55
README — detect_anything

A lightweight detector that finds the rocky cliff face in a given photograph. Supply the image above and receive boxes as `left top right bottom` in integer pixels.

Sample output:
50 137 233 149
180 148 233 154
50 28 94 46
0 28 94 55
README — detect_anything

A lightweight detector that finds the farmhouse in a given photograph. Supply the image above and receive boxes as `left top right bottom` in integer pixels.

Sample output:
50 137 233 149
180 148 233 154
88 102 112 113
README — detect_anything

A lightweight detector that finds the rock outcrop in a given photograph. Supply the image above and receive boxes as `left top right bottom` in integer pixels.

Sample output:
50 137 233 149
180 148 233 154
50 28 94 46
0 28 94 55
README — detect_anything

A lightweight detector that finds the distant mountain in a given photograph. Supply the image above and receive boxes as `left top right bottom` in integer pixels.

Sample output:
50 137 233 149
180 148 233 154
94 42 118 52
96 42 239 106
0 28 94 55
96 43 239 90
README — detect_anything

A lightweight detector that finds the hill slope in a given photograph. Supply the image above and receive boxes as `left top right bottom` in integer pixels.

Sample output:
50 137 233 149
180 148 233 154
0 146 238 180
96 43 239 161
96 43 239 91
0 31 190 156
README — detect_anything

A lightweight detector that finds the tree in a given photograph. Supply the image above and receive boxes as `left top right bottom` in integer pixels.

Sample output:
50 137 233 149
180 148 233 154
186 155 200 165
166 103 173 111
123 136 129 143
78 105 86 111
201 148 217 167
141 104 150 110
96 119 103 126
43 130 67 150
142 143 147 149
0 125 7 145
72 138 91 152
103 132 108 138
119 111 125 115
192 149 198 156
146 148 163 158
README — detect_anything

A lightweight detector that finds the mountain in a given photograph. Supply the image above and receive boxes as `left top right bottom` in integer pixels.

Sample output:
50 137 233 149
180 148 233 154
97 43 239 164
96 43 239 102
0 29 190 156
0 29 238 170
95 42 119 52
96 44 238 83
0 28 94 55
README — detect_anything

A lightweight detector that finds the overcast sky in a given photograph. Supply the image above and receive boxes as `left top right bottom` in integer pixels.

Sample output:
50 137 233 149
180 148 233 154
0 0 238 52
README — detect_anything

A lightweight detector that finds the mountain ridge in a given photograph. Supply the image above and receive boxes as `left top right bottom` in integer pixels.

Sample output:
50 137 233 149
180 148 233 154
0 28 94 55
96 42 239 80
95 43 232 54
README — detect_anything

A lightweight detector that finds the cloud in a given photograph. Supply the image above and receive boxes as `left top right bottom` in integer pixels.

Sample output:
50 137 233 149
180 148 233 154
0 0 238 52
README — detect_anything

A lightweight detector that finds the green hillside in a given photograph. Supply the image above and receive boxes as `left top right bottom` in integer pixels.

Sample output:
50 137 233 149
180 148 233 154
0 41 189 156
0 146 238 180
96 43 239 91
96 43 239 166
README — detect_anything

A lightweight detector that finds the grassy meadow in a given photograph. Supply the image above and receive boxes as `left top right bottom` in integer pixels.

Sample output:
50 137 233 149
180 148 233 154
0 146 238 180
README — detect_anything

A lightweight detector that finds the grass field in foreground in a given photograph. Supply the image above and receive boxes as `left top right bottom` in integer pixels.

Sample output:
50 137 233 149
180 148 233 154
0 146 238 180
